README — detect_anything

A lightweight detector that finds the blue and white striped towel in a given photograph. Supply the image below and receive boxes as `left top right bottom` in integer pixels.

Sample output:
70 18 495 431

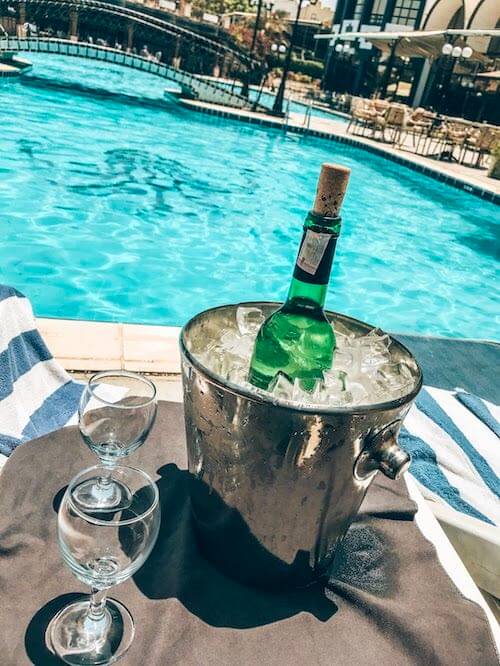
401 386 500 526
0 285 84 466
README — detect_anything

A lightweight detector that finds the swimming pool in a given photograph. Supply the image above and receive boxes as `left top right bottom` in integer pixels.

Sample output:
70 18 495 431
0 55 498 339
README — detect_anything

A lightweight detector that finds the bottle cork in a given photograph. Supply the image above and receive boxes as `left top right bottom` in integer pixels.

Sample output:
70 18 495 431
312 163 351 218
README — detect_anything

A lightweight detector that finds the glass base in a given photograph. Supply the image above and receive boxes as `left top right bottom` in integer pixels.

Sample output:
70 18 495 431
47 598 134 665
73 477 132 512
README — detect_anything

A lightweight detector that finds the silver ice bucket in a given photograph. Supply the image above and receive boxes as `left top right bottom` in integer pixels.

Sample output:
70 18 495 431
180 302 422 589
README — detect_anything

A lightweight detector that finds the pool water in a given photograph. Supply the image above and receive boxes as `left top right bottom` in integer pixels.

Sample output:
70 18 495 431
0 55 498 339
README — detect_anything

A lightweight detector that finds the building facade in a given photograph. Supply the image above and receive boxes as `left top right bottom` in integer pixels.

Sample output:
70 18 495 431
323 0 499 120
324 0 427 99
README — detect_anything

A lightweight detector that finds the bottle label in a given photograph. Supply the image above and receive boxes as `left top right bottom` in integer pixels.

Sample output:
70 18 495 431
296 230 331 275
294 230 338 284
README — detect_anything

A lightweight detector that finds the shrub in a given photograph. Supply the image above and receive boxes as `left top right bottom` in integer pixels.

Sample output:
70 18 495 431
268 56 324 81
289 58 324 80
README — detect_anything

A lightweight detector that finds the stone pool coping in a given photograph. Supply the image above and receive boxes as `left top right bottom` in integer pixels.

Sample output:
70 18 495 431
179 99 500 205
38 317 181 374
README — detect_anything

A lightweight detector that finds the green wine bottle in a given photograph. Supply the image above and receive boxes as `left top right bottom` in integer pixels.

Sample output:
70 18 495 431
248 163 350 391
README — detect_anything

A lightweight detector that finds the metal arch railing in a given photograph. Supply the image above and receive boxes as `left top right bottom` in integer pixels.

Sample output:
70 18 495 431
13 0 261 70
0 36 267 110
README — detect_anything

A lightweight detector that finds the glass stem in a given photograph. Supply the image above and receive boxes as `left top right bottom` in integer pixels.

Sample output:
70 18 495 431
98 472 112 489
88 587 107 622
97 461 115 491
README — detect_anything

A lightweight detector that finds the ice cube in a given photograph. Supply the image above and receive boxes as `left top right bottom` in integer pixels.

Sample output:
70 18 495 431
317 370 351 407
345 380 369 405
359 329 392 356
332 348 354 373
236 306 265 337
219 329 254 360
345 346 359 376
195 331 249 382
309 379 326 405
226 360 249 385
360 351 389 373
398 361 414 382
323 370 346 391
196 346 222 375
326 388 353 407
269 372 295 401
291 377 324 402
333 330 352 348
352 329 391 376
365 327 390 340
376 362 414 398
332 321 354 340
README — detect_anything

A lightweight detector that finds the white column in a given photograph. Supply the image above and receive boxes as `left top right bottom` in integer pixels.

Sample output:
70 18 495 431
412 57 432 108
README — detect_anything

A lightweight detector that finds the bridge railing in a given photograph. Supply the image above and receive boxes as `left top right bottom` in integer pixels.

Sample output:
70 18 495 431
10 0 261 70
0 36 269 111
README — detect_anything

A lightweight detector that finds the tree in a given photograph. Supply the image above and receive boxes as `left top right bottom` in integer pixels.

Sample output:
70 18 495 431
191 0 251 17
228 10 289 58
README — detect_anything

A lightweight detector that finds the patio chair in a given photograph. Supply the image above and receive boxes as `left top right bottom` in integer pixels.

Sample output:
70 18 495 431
401 107 436 153
395 333 500 599
445 120 470 161
422 117 468 162
460 125 500 168
0 285 84 468
406 107 436 132
372 98 389 114
373 103 409 144
346 98 378 137
422 117 449 158
346 97 362 130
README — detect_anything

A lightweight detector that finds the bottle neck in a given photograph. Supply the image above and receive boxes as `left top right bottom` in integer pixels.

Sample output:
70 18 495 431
285 211 341 310
286 279 329 309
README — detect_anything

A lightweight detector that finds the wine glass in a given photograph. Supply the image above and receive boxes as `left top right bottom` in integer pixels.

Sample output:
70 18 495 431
76 371 157 510
47 464 160 665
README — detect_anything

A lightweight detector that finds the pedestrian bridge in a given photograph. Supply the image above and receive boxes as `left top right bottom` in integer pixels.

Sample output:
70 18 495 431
7 0 259 68
0 37 263 109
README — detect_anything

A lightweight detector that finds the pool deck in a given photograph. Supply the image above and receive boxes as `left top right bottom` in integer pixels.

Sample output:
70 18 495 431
180 99 500 203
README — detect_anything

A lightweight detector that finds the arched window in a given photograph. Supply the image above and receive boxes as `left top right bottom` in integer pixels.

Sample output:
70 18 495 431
422 0 465 30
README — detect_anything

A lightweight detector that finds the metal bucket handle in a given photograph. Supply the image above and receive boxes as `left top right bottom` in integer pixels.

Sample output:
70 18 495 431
354 420 410 481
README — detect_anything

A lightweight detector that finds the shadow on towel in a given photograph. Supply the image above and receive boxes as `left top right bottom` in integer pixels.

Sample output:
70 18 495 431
133 464 396 629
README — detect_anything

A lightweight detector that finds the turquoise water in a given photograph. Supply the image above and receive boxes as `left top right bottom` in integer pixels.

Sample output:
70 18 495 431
0 55 498 339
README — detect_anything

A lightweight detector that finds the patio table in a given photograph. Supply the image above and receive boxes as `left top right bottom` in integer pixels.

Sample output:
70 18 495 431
0 400 498 665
